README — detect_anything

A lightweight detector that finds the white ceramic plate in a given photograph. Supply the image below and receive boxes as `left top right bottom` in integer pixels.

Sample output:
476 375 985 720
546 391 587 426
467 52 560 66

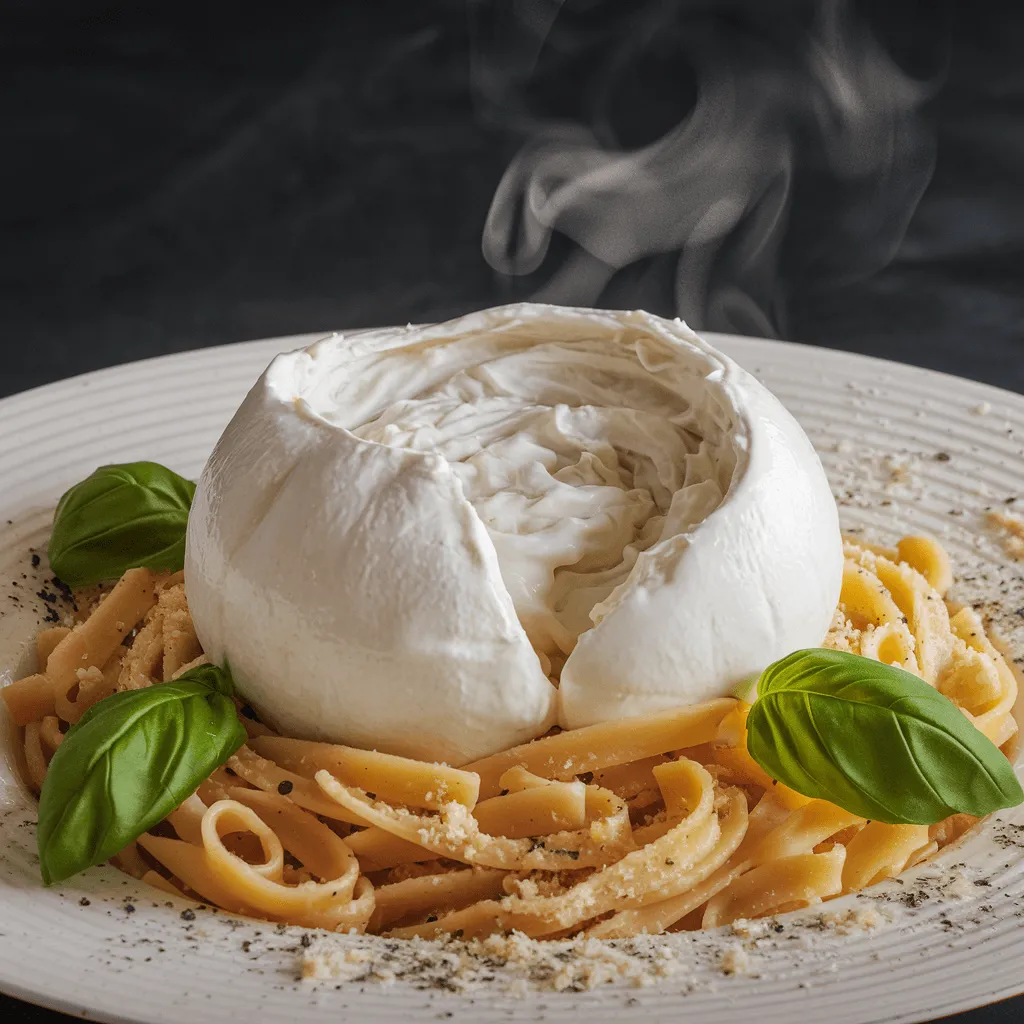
1 333 1023 1024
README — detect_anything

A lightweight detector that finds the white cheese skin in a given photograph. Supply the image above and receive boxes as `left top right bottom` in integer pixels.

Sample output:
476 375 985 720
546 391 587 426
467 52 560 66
185 303 843 762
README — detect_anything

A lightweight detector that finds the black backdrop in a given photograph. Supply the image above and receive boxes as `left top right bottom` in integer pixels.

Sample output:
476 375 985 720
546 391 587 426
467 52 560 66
1 2 1023 1022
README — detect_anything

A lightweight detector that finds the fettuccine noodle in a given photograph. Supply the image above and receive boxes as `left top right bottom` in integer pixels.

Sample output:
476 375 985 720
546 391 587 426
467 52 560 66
4 535 1017 938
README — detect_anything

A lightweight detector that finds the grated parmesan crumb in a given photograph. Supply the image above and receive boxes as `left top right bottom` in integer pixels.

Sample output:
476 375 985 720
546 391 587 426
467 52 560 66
303 930 685 994
729 918 768 940
819 906 885 935
986 509 1024 560
719 944 753 975
883 454 914 486
295 887 904 996
936 866 976 900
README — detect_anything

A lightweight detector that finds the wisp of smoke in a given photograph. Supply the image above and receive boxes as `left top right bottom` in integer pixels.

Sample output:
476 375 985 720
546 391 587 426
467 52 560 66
474 0 937 336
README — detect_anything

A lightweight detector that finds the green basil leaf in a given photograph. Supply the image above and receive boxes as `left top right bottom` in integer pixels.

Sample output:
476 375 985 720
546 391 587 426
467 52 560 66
747 648 1024 825
37 663 245 885
48 461 196 587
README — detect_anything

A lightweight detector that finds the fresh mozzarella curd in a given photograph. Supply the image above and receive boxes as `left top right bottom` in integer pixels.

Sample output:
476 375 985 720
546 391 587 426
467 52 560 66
334 339 715 673
185 304 843 763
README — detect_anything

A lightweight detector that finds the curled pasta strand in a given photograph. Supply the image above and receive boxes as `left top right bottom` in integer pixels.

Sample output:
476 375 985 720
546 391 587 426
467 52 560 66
138 833 261 916
590 755 667 800
463 699 736 799
345 827 441 873
316 769 633 872
833 539 1016 754
226 787 360 894
591 794 857 937
202 800 286 883
472 778 587 839
49 568 157 722
840 539 959 686
227 746 374 827
838 556 907 634
701 846 847 928
22 714 67 791
587 793 750 939
737 799 863 867
370 867 508 932
896 535 952 595
390 763 738 940
836 559 919 673
144 793 370 931
947 607 1018 746
841 822 931 892
250 734 480 810
626 757 717 847
869 554 954 683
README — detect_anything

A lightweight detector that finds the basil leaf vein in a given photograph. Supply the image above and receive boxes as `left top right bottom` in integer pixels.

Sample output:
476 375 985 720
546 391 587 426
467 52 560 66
48 461 196 587
747 648 1023 825
37 664 245 885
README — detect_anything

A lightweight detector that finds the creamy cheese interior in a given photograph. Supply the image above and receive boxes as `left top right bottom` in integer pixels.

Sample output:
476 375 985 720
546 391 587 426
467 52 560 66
301 334 737 674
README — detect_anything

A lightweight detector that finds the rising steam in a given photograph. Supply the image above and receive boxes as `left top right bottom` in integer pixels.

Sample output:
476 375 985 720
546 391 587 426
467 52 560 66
475 0 936 336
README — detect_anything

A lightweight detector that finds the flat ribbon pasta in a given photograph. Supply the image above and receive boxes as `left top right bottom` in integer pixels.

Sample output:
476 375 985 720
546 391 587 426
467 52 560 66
316 768 634 872
590 797 860 937
390 762 747 939
141 789 373 931
7 531 1018 942
701 847 846 928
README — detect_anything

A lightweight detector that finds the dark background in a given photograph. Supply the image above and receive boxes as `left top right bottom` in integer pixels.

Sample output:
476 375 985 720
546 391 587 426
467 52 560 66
1 1 1022 1022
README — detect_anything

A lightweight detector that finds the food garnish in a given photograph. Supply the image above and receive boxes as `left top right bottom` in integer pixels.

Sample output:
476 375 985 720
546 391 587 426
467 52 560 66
747 648 1023 824
37 663 244 885
48 461 194 587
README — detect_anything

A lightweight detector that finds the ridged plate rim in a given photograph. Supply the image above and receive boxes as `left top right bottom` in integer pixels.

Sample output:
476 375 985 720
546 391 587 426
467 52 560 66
1 329 1022 1024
